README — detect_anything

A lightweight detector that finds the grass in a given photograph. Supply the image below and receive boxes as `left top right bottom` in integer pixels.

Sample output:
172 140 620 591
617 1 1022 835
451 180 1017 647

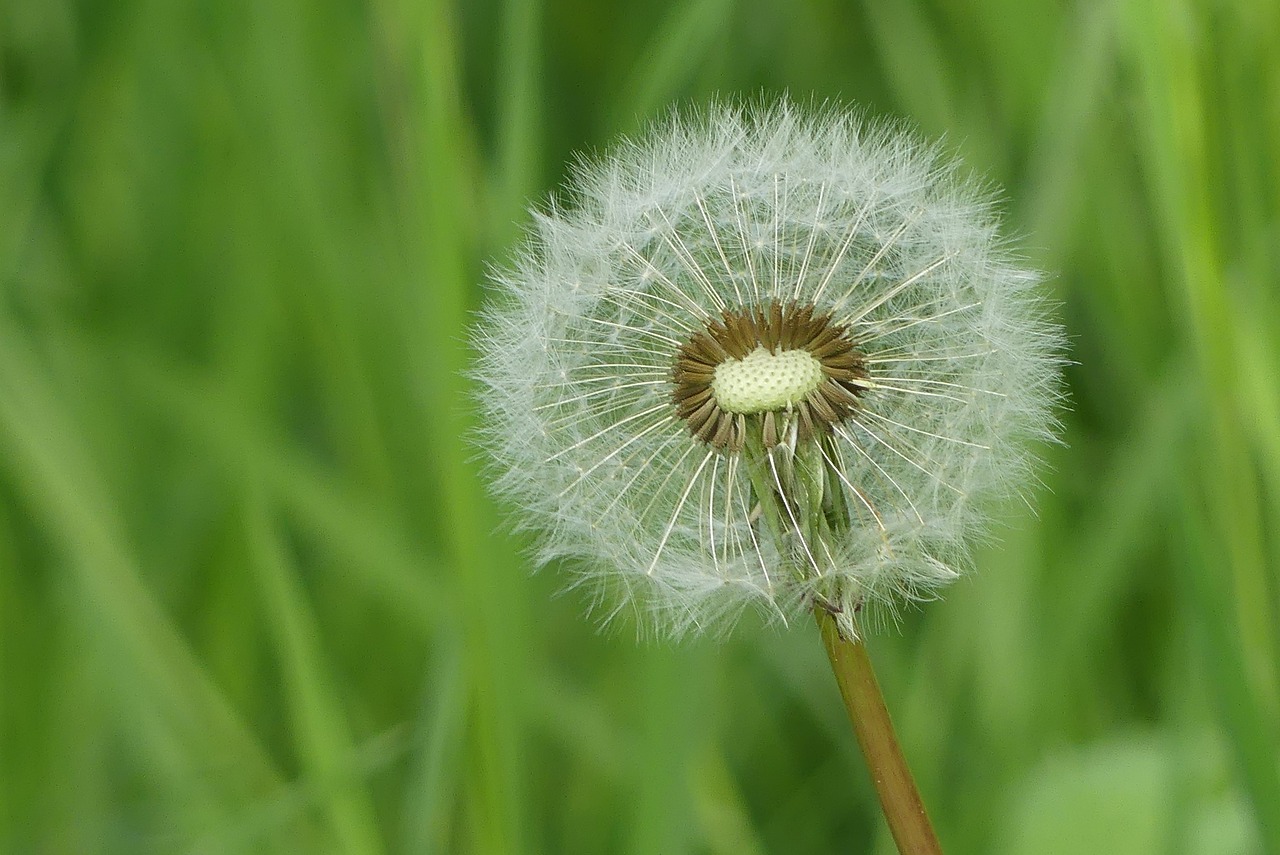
1 0 1278 852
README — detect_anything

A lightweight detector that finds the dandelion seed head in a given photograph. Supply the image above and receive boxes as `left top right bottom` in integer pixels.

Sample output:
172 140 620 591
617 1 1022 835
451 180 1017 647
475 98 1064 639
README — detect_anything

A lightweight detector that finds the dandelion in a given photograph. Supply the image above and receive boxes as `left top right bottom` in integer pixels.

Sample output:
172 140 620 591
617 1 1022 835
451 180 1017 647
476 100 1061 640
476 99 1063 854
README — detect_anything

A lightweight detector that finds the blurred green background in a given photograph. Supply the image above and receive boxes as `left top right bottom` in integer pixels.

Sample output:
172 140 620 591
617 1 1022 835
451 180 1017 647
2 0 1278 852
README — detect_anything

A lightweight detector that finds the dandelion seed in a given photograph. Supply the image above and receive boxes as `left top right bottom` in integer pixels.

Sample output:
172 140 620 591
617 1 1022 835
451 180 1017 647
474 99 1063 640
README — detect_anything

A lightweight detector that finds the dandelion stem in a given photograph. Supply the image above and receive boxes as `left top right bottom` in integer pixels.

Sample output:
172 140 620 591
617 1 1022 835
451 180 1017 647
816 608 943 855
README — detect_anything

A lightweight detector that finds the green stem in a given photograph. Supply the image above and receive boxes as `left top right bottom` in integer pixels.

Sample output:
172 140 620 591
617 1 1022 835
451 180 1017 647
816 609 943 855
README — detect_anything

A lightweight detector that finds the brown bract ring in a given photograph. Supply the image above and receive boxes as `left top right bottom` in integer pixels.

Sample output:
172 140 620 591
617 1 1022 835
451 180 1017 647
671 301 870 453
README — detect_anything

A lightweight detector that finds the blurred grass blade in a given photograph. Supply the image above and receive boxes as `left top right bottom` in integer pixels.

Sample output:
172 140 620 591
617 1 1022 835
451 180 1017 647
862 0 956 134
1022 1 1117 261
247 500 386 855
0 322 291 836
690 748 767 855
1047 367 1194 689
117 348 449 634
491 0 544 243
627 647 712 855
400 641 468 855
1176 486 1280 853
609 0 734 132
416 2 530 851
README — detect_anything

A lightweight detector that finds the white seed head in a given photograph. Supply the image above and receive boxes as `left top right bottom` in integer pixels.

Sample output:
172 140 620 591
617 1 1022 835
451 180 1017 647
474 98 1064 639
